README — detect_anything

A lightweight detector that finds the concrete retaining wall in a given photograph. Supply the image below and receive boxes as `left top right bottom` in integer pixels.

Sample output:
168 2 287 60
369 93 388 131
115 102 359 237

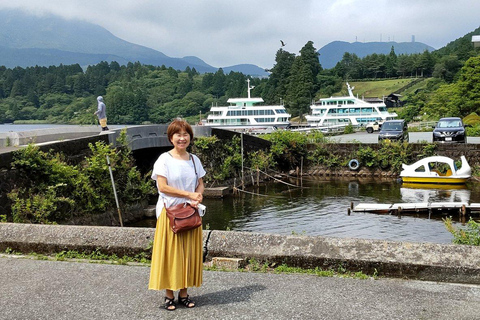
0 126 101 148
310 143 480 168
1 223 480 284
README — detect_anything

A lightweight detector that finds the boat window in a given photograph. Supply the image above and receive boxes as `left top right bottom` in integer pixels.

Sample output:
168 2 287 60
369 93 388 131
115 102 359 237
378 107 387 112
255 118 275 123
415 165 426 172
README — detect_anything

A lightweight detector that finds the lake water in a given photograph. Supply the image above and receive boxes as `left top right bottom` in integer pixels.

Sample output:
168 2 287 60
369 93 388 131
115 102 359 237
130 178 480 244
0 123 129 133
4 124 479 244
0 124 80 133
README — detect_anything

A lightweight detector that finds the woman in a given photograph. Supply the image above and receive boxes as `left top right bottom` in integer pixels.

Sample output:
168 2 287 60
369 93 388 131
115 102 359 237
149 119 206 311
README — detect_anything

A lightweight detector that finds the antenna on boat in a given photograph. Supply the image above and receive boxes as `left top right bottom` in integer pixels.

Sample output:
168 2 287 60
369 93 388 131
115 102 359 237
247 79 255 99
346 82 355 97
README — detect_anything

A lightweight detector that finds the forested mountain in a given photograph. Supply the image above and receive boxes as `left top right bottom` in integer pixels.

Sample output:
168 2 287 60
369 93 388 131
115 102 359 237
318 41 435 69
0 9 268 77
0 13 478 127
0 61 269 125
435 26 480 59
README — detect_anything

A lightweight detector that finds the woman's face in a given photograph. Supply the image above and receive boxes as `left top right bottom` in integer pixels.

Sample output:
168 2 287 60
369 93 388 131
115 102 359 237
171 129 191 151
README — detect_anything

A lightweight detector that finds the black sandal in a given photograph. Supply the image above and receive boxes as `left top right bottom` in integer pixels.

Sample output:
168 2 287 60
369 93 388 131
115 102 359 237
178 295 196 308
164 296 176 311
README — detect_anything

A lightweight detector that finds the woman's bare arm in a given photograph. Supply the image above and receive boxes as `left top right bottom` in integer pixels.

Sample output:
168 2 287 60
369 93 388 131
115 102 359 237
157 176 203 203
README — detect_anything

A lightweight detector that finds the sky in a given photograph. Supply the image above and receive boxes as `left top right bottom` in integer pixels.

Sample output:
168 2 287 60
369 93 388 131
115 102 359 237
1 0 479 69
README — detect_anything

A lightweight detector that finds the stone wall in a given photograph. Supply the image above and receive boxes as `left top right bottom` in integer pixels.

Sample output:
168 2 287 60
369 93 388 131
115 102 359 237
308 143 480 167
212 128 272 152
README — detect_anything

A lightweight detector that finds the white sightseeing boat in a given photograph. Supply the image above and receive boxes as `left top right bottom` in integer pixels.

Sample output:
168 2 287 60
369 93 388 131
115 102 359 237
205 79 291 132
305 83 397 127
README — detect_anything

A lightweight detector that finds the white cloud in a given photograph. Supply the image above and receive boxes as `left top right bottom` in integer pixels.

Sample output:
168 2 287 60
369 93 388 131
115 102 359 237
1 0 479 68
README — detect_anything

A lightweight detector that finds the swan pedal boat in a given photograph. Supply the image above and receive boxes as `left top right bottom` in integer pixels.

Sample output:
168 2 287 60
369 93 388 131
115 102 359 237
400 156 471 184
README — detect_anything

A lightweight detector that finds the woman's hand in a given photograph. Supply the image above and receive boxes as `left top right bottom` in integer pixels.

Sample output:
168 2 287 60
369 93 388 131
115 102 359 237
189 200 200 208
188 192 203 203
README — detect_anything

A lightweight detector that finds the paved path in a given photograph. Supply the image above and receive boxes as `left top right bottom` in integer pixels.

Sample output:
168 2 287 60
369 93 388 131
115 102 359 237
1 256 480 320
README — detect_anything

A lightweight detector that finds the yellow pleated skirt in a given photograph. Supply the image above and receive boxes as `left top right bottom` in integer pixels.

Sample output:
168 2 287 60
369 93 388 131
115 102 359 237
148 208 203 291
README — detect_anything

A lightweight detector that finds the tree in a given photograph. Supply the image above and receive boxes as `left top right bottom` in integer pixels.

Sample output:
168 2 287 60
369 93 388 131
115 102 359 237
285 57 314 117
212 68 226 97
263 49 295 104
417 51 435 77
385 46 397 77
334 52 363 80
455 56 480 116
397 54 415 77
299 41 322 83
363 53 384 78
432 55 463 83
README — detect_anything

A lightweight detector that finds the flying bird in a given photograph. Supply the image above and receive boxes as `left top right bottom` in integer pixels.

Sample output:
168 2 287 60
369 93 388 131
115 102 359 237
280 40 286 47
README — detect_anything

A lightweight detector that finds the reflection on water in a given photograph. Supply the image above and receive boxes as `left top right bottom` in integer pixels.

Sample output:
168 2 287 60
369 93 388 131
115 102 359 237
131 178 480 244
400 184 471 203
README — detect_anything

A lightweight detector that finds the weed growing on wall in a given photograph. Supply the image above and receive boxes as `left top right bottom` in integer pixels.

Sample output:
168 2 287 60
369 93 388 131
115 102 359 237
263 130 309 170
193 135 275 184
308 144 345 168
444 217 480 245
356 141 413 172
8 130 155 224
193 135 242 182
419 143 437 158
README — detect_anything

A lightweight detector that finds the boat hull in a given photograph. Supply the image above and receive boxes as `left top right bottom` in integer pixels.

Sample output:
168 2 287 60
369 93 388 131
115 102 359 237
401 176 469 184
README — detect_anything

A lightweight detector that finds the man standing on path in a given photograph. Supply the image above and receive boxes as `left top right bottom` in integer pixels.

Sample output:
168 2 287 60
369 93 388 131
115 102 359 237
94 96 109 131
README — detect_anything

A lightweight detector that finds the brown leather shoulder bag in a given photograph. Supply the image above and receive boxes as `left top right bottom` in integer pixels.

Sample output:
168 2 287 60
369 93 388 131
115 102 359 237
164 154 202 234
165 202 202 234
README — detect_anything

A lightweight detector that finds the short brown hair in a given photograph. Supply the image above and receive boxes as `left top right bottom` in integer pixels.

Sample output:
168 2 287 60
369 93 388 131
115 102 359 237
167 118 194 145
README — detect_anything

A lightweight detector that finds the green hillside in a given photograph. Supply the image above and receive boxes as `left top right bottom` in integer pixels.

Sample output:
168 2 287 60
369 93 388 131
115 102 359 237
330 79 418 98
348 79 414 97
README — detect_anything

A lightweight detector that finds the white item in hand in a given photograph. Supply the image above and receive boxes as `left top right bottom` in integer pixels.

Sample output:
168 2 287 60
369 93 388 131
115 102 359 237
197 203 206 216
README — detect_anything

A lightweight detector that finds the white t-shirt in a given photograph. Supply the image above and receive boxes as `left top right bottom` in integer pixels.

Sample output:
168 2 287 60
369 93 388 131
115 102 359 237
151 152 206 218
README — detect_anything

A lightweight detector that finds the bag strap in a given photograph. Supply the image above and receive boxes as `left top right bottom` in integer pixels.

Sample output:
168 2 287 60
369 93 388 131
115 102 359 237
190 153 198 189
163 153 198 208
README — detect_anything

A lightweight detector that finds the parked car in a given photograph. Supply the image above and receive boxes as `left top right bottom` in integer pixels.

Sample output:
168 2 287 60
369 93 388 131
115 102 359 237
432 117 466 143
378 120 409 143
366 120 383 133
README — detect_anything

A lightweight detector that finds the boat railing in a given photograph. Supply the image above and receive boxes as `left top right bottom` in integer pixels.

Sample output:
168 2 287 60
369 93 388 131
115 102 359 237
408 121 436 130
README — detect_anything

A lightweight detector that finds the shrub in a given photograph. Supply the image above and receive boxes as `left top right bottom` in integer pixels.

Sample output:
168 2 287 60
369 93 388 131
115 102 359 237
343 124 354 134
444 217 480 245
8 130 154 224
466 124 480 137
263 131 309 170
355 141 413 172
193 135 243 182
308 144 344 168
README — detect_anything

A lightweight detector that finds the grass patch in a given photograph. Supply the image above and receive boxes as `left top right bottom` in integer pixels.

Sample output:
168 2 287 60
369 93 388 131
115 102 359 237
2 247 150 265
272 264 375 280
3 248 377 280
348 79 416 97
